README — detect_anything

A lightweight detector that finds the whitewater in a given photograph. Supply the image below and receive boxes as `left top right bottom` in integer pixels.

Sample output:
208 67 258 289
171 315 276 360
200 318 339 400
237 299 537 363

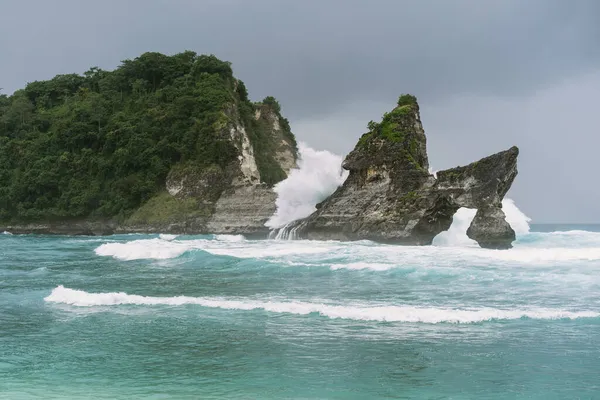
2 143 600 399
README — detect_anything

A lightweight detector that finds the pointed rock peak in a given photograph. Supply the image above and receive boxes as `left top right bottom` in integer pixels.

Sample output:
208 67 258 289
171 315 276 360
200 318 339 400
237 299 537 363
396 93 419 108
286 93 520 250
344 94 429 172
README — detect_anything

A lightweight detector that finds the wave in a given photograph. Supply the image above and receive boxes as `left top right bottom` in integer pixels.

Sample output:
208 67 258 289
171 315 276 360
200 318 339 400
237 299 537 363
544 230 600 236
432 207 478 246
95 237 339 261
213 234 246 242
95 238 191 261
266 143 348 229
94 232 600 264
433 198 531 246
2 231 12 235
158 234 178 241
503 199 532 235
329 262 397 271
45 286 599 324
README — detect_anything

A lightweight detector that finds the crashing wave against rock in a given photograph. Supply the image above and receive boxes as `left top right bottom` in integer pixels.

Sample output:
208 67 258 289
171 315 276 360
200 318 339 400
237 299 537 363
285 94 519 249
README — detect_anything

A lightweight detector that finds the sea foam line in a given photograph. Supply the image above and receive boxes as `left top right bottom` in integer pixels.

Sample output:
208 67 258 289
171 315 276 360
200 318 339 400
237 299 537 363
95 238 191 260
44 286 599 324
95 234 600 264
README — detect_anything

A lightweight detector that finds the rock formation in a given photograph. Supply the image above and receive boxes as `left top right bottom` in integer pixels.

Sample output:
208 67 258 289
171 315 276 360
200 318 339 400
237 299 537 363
285 94 519 249
1 101 298 236
0 52 300 236
121 101 298 235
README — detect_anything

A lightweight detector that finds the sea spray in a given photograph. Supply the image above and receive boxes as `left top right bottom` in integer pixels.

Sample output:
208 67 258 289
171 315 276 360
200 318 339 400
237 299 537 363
432 208 478 246
433 199 532 246
158 234 178 241
503 198 532 235
266 143 348 229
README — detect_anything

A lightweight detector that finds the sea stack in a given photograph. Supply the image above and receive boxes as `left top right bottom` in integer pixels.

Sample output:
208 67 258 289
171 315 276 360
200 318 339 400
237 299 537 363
287 94 519 249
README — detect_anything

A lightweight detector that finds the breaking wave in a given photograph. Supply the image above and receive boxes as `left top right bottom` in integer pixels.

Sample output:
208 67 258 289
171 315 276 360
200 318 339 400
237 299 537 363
266 143 348 229
95 238 190 261
213 234 246 242
94 231 600 265
45 286 599 324
433 198 532 246
158 234 178 241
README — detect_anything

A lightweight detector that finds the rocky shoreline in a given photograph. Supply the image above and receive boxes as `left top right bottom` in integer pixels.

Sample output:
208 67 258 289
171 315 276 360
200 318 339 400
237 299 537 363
0 219 274 237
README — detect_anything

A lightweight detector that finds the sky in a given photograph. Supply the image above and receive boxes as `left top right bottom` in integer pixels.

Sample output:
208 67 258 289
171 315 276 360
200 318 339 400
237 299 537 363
1 0 599 223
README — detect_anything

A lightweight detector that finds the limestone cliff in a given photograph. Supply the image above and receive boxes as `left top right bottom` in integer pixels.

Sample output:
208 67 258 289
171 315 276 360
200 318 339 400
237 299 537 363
286 95 519 249
120 98 298 235
205 101 298 234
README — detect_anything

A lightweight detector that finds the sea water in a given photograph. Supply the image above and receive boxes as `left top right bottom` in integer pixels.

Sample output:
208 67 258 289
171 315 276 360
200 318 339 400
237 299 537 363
2 145 600 399
2 224 600 399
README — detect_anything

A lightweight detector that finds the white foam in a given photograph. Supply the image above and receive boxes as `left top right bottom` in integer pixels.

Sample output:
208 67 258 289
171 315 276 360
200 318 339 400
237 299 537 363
95 239 191 261
214 234 246 242
158 234 178 241
266 143 348 229
432 208 478 247
45 286 599 324
94 236 339 261
433 198 531 246
94 230 600 264
2 231 12 235
204 242 335 258
329 262 396 271
546 230 600 236
476 247 600 263
503 198 531 235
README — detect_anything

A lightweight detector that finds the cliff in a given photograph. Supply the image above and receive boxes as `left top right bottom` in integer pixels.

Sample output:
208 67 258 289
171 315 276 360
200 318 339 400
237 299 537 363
0 52 297 235
286 95 519 249
124 99 298 235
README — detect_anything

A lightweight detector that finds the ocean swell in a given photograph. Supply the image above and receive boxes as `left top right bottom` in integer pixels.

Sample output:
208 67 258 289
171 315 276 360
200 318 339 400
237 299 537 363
45 286 599 324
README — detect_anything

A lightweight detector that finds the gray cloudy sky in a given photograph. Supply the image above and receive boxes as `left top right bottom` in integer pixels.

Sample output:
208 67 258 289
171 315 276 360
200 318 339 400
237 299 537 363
1 0 599 223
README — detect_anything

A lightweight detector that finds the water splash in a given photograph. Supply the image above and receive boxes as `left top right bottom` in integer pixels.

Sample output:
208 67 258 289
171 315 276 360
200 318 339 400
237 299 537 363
503 198 532 235
433 199 531 246
266 143 348 230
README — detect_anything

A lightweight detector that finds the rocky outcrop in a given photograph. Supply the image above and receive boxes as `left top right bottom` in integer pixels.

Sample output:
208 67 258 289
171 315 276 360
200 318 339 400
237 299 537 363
117 99 299 235
205 185 278 235
202 102 297 234
286 95 519 249
254 104 297 174
1 99 300 236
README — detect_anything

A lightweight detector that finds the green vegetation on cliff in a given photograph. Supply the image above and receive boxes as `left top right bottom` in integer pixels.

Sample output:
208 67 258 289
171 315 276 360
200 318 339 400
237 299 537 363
357 94 425 169
0 51 294 222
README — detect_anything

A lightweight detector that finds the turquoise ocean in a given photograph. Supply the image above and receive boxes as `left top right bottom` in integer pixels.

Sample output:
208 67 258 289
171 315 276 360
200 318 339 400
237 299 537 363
1 220 600 399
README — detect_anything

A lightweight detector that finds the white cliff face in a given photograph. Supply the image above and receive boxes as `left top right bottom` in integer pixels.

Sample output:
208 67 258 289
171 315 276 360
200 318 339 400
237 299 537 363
271 114 280 131
259 111 296 174
229 125 260 185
